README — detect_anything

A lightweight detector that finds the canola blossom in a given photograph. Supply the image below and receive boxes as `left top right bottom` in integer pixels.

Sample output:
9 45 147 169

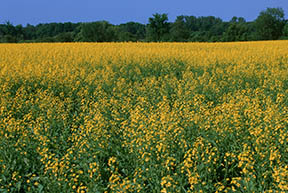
0 41 287 192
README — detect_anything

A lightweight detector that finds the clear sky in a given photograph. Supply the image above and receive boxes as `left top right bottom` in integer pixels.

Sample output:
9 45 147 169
1 0 288 25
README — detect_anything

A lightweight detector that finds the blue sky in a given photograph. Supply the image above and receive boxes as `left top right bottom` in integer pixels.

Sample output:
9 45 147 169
1 0 288 25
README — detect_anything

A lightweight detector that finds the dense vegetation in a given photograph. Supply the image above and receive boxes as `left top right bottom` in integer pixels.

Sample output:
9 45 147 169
0 7 287 43
0 42 287 192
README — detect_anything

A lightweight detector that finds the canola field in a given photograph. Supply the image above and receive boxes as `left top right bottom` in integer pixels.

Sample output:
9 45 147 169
0 42 287 193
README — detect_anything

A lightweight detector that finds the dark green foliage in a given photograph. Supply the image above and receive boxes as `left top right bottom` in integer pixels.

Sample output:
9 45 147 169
116 22 146 41
223 17 249 41
76 21 116 42
38 23 77 38
0 7 286 43
170 16 190 42
0 22 23 42
282 23 288 38
54 32 75 42
146 13 170 41
255 8 286 40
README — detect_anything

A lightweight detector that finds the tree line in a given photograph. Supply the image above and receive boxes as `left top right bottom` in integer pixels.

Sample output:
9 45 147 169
1 7 287 43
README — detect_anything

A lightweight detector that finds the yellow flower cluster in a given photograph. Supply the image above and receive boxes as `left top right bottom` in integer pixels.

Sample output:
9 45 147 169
0 41 287 192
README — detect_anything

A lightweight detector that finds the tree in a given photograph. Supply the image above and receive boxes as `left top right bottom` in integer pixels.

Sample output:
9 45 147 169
189 16 227 42
223 17 249 41
283 23 288 37
196 16 223 32
146 13 170 41
76 21 116 42
223 23 248 41
116 22 146 41
0 21 20 42
255 7 286 40
54 32 74 42
23 24 36 40
230 16 246 24
170 16 190 42
183 16 198 31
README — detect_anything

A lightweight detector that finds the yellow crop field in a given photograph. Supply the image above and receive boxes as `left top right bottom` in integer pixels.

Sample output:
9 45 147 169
0 41 287 192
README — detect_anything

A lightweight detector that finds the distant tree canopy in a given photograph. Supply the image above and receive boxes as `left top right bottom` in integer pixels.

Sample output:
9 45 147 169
146 13 170 41
116 22 146 41
223 17 249 42
283 23 288 37
76 21 116 42
0 7 287 43
255 8 286 40
170 16 191 42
